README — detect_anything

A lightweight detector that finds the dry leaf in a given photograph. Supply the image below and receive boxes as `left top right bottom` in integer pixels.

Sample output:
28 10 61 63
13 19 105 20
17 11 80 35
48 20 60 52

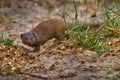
83 50 94 56
0 45 5 50
11 67 17 71
19 60 26 65
86 6 96 17
58 44 65 50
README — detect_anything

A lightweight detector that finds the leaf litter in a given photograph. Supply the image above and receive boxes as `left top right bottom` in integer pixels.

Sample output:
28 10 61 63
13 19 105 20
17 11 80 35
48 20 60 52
0 0 120 80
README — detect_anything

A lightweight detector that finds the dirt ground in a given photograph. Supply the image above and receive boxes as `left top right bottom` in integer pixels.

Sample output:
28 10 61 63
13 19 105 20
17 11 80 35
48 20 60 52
0 0 120 80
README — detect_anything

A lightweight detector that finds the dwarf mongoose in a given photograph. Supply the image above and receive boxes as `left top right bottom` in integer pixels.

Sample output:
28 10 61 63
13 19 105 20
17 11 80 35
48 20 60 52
21 19 66 53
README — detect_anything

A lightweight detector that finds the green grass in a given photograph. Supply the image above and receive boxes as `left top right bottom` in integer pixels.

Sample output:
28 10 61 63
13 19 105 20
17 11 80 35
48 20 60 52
10 70 17 76
106 76 117 80
106 69 114 74
0 38 13 48
3 12 17 23
67 0 120 55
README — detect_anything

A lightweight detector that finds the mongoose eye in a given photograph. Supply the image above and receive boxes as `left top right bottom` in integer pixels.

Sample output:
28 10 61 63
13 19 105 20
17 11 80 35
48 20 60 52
26 37 29 41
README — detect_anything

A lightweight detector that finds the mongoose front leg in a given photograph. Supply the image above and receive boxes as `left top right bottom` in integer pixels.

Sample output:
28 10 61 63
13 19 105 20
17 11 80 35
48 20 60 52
33 45 40 53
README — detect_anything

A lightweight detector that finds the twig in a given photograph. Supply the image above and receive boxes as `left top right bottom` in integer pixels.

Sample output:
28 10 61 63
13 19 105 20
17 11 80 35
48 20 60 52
18 72 48 80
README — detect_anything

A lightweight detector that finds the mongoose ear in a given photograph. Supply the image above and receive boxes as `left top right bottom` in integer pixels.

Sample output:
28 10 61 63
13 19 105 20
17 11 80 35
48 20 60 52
21 34 23 38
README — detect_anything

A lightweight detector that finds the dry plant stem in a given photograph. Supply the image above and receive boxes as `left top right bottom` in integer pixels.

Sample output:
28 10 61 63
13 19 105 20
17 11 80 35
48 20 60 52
95 22 106 34
18 72 48 80
62 0 67 25
104 26 119 34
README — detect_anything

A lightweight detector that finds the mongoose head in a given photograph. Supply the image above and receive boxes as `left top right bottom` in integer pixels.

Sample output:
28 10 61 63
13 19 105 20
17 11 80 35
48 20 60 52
21 32 37 47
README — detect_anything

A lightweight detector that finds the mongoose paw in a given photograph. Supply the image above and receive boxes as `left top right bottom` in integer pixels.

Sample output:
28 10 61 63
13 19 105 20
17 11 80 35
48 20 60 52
25 49 31 55
32 46 40 53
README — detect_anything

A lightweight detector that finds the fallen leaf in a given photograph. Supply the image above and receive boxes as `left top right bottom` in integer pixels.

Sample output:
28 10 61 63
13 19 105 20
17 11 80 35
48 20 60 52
58 44 65 50
83 50 94 56
0 45 5 50
18 60 26 65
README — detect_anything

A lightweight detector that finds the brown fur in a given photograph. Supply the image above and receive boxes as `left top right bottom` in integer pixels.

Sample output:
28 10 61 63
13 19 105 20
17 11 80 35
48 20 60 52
21 19 66 52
